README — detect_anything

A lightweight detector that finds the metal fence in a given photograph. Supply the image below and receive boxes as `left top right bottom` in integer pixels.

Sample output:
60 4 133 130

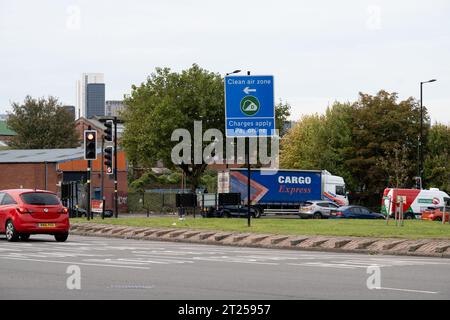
127 192 179 215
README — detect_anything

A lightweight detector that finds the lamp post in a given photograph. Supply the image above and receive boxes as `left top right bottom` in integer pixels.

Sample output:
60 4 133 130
223 69 242 186
419 79 437 189
226 70 241 76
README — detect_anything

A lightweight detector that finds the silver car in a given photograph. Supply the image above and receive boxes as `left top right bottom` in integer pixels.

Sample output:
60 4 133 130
299 201 340 219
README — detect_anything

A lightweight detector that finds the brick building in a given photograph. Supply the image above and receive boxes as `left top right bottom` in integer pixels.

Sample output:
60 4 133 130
0 148 128 212
0 120 16 146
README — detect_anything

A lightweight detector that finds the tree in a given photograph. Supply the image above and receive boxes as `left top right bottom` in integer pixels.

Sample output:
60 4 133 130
317 102 355 189
7 96 79 149
123 64 293 190
280 102 356 189
275 100 292 136
377 144 411 188
122 64 225 190
346 91 426 194
424 123 450 192
280 113 324 169
280 91 429 204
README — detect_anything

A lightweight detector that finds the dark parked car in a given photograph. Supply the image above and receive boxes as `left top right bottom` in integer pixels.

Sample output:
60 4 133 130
329 205 385 220
202 205 260 218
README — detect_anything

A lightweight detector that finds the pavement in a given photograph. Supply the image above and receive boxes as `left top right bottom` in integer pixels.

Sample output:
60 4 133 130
0 234 449 300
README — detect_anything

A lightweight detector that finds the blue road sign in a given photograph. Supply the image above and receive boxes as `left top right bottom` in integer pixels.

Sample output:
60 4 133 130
225 75 275 137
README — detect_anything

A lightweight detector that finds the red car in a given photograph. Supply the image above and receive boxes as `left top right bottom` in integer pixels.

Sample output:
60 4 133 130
422 206 450 222
0 189 70 242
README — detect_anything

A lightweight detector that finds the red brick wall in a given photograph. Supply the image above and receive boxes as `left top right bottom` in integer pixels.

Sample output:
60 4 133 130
0 163 59 192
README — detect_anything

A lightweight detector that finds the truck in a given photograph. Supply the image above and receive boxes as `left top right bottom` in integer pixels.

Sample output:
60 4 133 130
217 169 349 216
381 188 450 220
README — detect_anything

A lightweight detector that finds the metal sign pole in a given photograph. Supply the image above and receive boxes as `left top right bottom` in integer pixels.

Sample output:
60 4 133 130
443 204 446 225
224 70 275 228
400 198 404 227
246 70 252 228
114 116 119 219
395 198 399 227
386 196 391 225
101 196 105 220
247 137 251 228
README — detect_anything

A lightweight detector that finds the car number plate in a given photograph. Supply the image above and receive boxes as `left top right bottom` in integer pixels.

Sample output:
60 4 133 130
38 223 56 228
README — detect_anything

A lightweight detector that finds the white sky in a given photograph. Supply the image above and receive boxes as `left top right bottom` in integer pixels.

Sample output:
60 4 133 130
1 0 449 123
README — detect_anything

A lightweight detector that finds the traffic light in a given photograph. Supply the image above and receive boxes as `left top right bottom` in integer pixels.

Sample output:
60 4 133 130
104 120 114 142
84 130 97 160
104 146 113 175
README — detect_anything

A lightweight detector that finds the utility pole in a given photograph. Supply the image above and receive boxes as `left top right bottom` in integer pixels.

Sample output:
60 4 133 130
114 116 119 218
419 79 437 189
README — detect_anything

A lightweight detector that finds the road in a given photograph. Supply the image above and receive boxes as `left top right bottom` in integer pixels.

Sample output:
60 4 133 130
0 234 449 300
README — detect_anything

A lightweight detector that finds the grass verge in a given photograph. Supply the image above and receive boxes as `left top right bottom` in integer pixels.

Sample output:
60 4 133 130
71 217 450 240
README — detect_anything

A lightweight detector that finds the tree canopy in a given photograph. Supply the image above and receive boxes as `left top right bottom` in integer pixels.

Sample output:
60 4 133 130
280 90 444 202
7 96 79 149
122 64 225 190
122 64 291 190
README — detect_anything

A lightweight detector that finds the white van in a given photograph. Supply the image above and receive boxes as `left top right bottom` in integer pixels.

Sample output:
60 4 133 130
381 188 450 219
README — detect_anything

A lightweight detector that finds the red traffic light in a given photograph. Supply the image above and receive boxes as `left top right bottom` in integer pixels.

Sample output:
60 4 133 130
84 130 97 160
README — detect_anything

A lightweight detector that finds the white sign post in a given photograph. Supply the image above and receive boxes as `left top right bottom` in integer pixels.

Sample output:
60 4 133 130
396 196 406 227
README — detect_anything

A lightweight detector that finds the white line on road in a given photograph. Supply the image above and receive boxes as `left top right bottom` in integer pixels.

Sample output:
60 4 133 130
377 287 439 294
0 257 151 270
192 257 279 265
287 262 361 269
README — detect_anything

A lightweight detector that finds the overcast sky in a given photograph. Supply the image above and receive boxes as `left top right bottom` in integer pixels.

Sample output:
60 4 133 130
1 0 449 123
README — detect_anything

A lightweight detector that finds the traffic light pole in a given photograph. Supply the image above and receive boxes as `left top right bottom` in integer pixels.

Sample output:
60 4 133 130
114 116 119 218
101 136 104 201
101 136 105 220
87 160 91 221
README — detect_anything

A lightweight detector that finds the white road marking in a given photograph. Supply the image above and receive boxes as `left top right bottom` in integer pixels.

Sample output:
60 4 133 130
84 258 164 265
1 236 449 272
192 256 279 265
0 256 151 270
377 287 438 294
287 262 362 269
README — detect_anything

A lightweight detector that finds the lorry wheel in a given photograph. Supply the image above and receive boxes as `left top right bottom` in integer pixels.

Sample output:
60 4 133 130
253 208 262 219
312 213 323 220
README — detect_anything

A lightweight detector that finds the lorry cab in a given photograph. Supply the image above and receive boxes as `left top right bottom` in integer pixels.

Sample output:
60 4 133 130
322 171 349 206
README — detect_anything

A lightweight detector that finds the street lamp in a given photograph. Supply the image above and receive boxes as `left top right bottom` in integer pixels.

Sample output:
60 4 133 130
226 70 241 76
419 79 437 189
